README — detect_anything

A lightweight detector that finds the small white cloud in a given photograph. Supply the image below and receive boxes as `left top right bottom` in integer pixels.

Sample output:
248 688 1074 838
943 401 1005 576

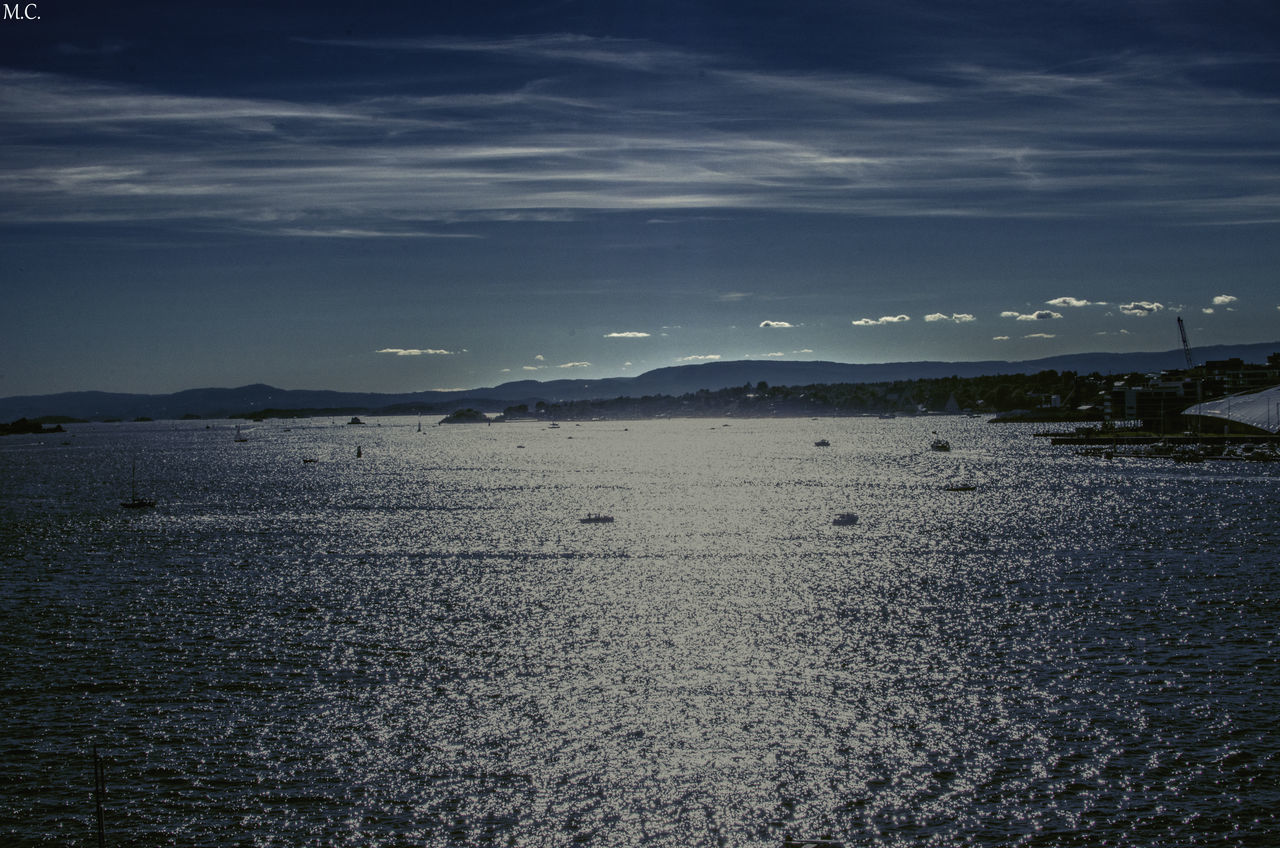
534 354 545 361
761 352 785 357
992 335 1010 341
678 354 721 362
719 292 751 302
1212 294 1238 305
376 348 454 356
1024 333 1057 339
759 320 794 328
1046 296 1093 308
500 368 511 372
604 331 651 338
852 314 910 326
558 361 591 369
1202 307 1215 314
793 348 814 354
1119 301 1163 316
1003 310 1062 321
522 365 543 371
925 312 976 323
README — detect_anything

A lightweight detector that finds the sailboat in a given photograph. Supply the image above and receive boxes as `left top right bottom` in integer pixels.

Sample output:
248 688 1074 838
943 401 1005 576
234 424 249 443
120 461 156 509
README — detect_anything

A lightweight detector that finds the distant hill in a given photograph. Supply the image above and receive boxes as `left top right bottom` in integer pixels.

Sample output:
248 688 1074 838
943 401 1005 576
3 341 1277 421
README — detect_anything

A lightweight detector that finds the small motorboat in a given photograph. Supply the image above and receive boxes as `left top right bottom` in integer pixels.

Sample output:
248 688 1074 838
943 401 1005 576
832 513 859 526
814 439 831 447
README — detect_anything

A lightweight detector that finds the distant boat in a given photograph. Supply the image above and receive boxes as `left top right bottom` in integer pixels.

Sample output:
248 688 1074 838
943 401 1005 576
120 461 156 509
302 457 318 464
579 513 614 523
942 483 977 492
814 439 831 447
348 417 365 426
930 435 951 452
234 424 248 443
832 513 859 526
549 422 560 429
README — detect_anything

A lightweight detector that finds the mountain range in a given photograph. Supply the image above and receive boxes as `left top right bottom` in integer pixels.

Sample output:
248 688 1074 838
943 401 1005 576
4 341 1277 422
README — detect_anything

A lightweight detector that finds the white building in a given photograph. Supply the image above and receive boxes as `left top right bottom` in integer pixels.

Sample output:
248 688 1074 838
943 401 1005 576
1182 384 1280 435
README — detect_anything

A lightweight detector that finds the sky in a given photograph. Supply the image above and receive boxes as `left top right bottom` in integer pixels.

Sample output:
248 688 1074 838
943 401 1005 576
2 0 1280 396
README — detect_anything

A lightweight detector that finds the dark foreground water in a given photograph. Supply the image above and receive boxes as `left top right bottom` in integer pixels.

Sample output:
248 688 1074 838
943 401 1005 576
1 416 1277 847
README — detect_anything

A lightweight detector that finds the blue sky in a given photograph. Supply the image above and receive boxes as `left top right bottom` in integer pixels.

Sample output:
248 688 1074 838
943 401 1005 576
2 0 1279 395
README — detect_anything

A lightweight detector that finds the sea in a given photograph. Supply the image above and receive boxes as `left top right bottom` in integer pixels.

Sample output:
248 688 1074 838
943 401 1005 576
1 416 1276 847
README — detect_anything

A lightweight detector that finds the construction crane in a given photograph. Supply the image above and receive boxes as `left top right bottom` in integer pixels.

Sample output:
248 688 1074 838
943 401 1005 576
1178 316 1201 435
1177 316 1194 370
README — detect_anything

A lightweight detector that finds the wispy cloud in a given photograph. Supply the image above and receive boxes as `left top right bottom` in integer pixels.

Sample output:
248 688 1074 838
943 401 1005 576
557 361 591 368
678 354 721 362
1118 301 1164 316
716 69 939 105
1001 310 1062 321
377 348 455 356
852 315 910 326
4 37 1280 235
300 34 705 74
604 331 650 338
759 320 794 328
282 228 479 239
1024 333 1056 339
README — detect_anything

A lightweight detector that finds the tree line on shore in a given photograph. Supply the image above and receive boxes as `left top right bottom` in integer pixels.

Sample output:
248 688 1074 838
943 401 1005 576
498 370 1108 422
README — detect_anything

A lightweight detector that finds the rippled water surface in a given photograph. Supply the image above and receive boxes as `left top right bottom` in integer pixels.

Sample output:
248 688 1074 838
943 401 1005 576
2 417 1277 846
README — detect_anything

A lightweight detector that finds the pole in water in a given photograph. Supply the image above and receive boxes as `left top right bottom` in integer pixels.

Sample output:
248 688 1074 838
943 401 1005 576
93 744 106 848
356 445 362 458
